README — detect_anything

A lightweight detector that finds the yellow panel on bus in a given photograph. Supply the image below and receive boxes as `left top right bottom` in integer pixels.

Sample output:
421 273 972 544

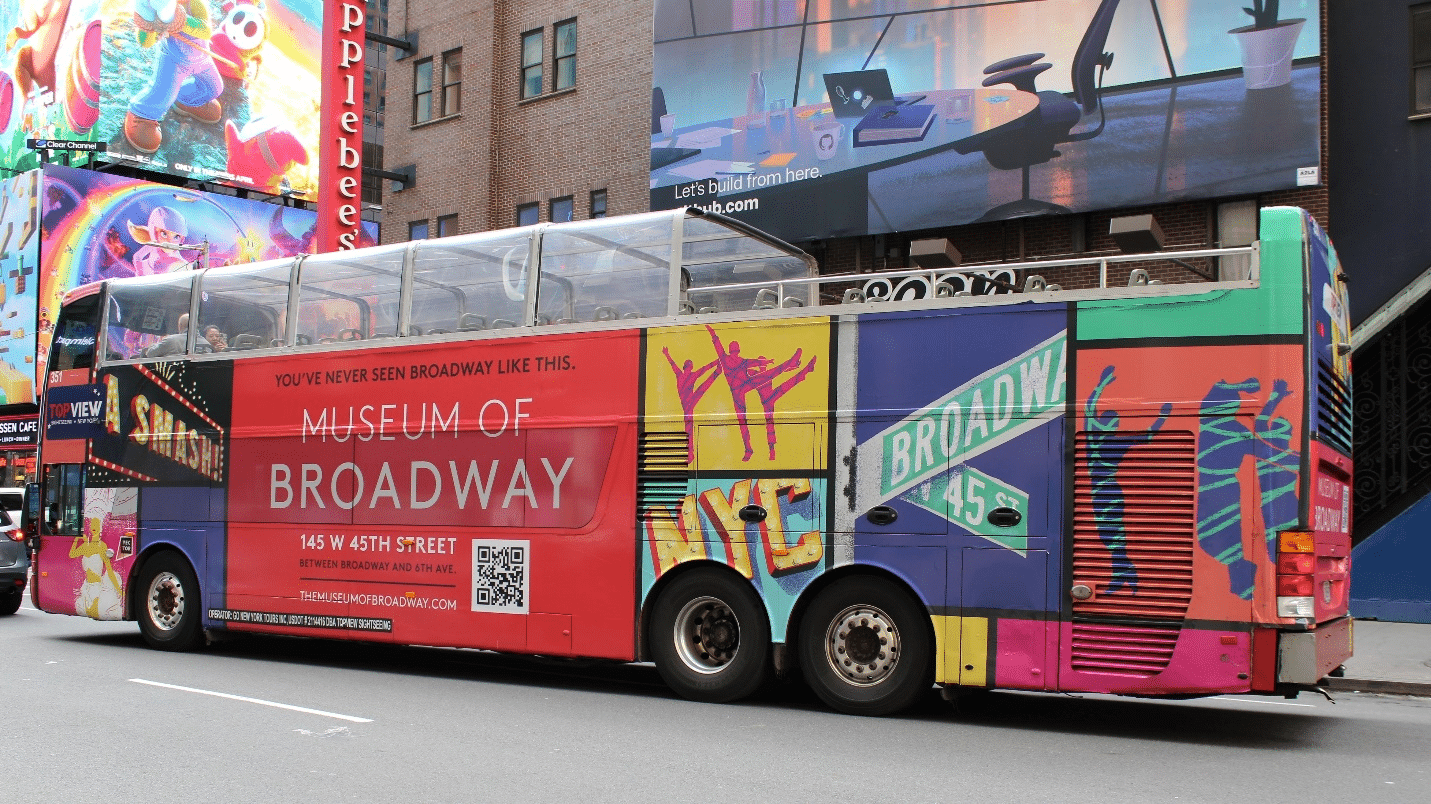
645 319 830 472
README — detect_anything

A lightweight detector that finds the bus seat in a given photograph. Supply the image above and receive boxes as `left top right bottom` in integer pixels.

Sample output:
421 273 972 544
955 290 973 297
753 288 779 309
231 334 265 350
459 314 486 331
842 288 866 304
934 281 956 297
1128 268 1162 286
621 311 643 319
698 306 719 314
535 314 553 325
593 306 620 321
680 301 696 315
295 334 313 345
781 296 804 308
427 328 451 335
491 319 519 328
1047 284 1062 291
1023 275 1048 293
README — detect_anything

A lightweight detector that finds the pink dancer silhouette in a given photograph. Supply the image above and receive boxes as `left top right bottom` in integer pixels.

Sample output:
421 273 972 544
706 325 818 461
663 346 722 461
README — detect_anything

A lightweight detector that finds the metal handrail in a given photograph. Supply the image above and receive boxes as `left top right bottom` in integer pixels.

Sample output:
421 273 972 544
685 245 1259 297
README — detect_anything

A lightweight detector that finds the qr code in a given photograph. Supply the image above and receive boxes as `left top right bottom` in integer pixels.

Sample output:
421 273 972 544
471 540 530 614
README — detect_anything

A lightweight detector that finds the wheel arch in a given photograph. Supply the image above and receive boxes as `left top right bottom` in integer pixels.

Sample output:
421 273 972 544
126 540 203 622
782 562 939 681
637 559 769 662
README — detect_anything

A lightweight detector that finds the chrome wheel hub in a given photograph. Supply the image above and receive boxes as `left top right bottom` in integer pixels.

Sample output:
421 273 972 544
824 604 900 686
147 571 186 631
673 595 740 674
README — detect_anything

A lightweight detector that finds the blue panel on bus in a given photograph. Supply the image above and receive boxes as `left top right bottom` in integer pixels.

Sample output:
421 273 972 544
847 306 1069 612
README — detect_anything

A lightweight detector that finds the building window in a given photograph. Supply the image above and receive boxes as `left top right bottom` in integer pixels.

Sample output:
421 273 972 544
517 203 539 226
550 196 573 223
413 58 433 123
437 214 458 238
590 189 607 218
1415 5 1431 116
521 30 543 99
554 19 577 91
442 49 462 116
409 220 430 240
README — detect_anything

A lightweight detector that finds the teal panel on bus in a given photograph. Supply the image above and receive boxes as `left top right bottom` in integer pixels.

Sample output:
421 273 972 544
1075 208 1308 341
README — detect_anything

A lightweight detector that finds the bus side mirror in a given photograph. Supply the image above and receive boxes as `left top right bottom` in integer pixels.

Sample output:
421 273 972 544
21 483 38 532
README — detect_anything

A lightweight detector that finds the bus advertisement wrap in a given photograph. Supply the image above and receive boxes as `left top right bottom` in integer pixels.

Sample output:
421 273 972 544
28 207 1354 715
650 0 1323 241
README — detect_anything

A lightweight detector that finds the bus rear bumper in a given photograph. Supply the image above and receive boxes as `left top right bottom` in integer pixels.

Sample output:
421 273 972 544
1277 616 1353 685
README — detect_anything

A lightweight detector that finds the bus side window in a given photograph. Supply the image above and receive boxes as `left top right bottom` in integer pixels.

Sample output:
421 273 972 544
43 465 83 536
49 295 100 372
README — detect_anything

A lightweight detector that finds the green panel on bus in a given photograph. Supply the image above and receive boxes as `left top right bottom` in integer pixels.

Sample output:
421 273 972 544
1075 207 1308 342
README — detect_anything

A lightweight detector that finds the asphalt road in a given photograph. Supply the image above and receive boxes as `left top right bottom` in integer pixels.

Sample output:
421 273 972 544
5 602 1429 804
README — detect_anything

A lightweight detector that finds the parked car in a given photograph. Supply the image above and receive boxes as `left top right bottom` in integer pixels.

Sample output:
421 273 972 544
0 488 21 516
1 507 25 615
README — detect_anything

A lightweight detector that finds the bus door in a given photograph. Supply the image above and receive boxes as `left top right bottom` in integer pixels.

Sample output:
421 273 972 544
34 464 126 619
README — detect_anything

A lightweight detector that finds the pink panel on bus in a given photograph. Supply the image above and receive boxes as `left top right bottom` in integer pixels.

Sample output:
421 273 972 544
1057 622 1251 695
993 618 1053 691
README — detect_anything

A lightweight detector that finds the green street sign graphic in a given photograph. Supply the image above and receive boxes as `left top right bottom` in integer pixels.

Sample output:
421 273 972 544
901 465 1030 553
857 331 1066 511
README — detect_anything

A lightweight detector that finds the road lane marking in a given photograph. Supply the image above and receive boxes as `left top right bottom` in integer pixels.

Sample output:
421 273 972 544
129 679 373 723
1215 696 1316 708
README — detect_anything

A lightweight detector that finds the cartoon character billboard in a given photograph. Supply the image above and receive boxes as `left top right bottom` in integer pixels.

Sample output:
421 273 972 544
36 162 376 385
0 1 321 199
0 0 104 172
650 0 1323 242
0 169 39 404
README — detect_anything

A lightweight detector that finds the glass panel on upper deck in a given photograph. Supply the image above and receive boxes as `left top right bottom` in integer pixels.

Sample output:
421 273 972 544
105 272 195 360
680 215 814 313
536 212 674 325
409 232 531 333
196 258 297 352
295 244 406 343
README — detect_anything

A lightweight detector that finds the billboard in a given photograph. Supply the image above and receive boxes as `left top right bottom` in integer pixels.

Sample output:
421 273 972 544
0 169 39 405
651 0 1322 242
36 162 377 387
0 0 322 199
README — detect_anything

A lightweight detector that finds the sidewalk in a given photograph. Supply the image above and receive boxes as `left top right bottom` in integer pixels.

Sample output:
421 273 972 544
1325 619 1431 697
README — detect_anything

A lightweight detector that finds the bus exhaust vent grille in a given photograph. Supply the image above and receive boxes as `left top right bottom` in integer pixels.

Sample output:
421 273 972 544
1068 623 1181 677
1316 360 1353 455
638 431 691 522
1073 430 1196 624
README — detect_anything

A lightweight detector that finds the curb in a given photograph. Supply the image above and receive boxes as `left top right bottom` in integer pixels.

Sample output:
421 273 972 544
1325 677 1431 697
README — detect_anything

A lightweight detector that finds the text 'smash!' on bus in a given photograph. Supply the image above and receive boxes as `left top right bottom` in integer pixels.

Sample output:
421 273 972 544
27 206 1352 715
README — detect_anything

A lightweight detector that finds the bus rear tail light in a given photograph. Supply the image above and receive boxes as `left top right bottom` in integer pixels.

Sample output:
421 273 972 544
1276 530 1315 618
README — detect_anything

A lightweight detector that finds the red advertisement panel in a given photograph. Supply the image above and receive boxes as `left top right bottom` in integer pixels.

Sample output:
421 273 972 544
222 332 641 657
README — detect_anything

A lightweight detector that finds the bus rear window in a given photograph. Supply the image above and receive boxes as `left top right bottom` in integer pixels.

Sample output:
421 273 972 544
49 295 99 372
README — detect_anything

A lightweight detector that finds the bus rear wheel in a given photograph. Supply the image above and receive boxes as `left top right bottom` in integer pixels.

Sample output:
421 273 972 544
136 551 204 651
799 576 932 716
651 569 770 703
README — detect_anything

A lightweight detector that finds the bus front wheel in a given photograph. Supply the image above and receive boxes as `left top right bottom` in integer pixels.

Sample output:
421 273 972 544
136 551 204 651
798 576 932 716
651 569 770 703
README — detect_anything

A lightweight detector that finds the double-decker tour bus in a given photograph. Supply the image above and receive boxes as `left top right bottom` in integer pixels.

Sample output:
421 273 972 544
27 206 1352 715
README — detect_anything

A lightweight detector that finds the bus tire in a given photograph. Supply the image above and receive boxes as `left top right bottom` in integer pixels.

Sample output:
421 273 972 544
136 551 204 652
651 569 770 704
798 576 932 716
0 586 21 615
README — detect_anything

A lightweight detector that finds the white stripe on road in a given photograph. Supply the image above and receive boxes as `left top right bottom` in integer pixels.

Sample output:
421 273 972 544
130 678 373 723
1216 696 1316 708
